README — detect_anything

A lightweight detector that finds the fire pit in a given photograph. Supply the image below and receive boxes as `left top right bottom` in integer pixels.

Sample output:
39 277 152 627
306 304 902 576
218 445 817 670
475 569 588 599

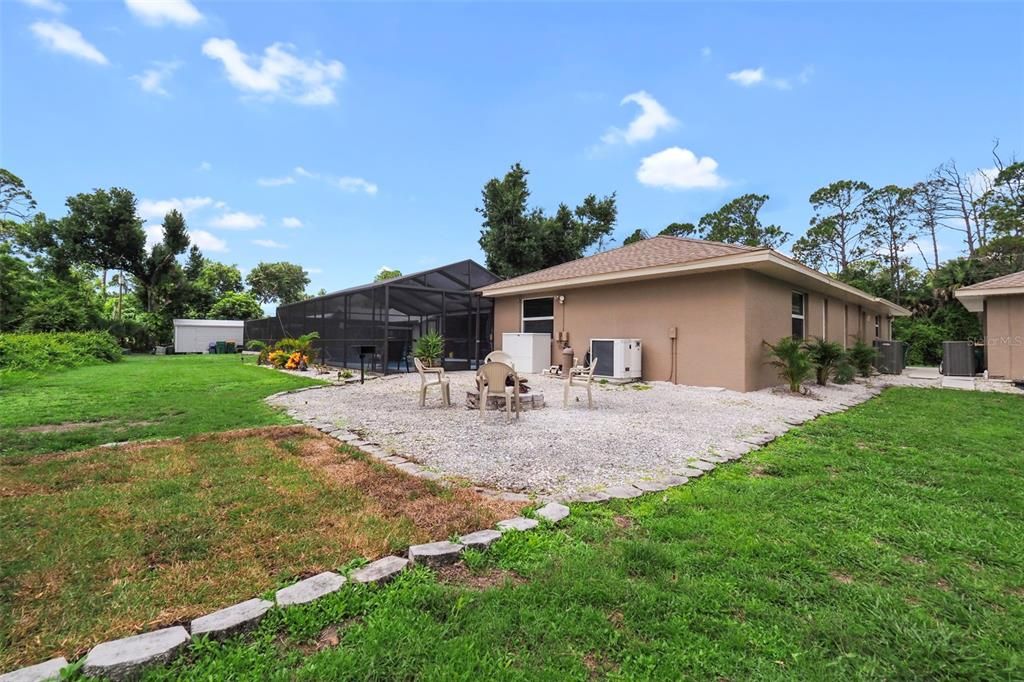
465 386 545 411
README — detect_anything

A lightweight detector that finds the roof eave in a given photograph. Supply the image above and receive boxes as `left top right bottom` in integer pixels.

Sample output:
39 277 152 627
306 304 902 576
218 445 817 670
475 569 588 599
479 250 911 316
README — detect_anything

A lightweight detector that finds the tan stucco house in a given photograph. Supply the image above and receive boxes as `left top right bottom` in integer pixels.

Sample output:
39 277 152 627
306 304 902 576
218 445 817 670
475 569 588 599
478 236 910 392
955 270 1024 381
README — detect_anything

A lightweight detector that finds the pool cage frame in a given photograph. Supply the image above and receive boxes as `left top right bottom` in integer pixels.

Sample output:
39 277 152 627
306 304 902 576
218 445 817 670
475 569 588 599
244 260 500 374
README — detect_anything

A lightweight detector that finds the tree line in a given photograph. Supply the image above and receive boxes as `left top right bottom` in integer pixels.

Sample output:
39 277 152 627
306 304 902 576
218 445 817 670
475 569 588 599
0 170 313 348
477 148 1022 365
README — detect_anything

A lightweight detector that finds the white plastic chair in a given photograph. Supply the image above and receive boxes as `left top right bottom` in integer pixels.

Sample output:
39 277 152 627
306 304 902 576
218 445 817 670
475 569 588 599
476 361 520 420
414 357 450 407
564 356 597 408
484 350 514 367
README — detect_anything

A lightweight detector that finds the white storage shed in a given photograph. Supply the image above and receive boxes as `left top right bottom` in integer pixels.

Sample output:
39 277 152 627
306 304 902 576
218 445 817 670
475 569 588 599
173 319 245 354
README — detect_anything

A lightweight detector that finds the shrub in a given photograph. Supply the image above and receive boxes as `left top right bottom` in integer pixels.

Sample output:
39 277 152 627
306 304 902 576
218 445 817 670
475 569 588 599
0 331 122 373
803 337 845 386
763 336 813 393
848 340 878 378
834 357 856 384
275 333 319 363
413 331 445 366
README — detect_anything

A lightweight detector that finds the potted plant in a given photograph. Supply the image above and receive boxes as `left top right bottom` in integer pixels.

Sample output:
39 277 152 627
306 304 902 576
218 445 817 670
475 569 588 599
413 331 445 368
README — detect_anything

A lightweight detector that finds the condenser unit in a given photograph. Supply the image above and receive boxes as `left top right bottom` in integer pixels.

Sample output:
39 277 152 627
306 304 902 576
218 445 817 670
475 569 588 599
590 338 642 379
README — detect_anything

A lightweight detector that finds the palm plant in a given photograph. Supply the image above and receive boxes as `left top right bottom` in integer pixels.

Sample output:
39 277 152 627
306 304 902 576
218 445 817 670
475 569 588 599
276 332 320 363
763 336 813 393
848 340 878 378
803 337 845 386
413 331 445 367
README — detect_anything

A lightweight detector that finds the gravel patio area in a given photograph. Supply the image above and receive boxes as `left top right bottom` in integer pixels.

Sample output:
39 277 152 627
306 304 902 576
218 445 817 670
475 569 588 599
270 373 892 496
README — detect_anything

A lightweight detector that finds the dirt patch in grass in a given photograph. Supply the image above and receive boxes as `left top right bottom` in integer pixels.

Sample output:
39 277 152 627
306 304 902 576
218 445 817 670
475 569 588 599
435 563 526 590
902 555 926 566
18 420 118 434
613 515 633 529
583 651 620 679
831 571 854 585
0 426 522 671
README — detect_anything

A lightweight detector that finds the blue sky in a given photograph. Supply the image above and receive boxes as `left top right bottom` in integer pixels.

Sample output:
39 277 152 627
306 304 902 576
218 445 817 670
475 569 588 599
3 0 1023 294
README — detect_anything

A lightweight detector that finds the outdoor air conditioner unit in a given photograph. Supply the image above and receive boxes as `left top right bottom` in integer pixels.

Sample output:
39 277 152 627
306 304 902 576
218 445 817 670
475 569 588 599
590 338 642 379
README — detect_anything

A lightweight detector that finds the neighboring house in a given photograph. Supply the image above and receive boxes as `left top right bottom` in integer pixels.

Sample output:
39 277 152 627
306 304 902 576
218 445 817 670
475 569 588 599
955 270 1024 381
478 236 910 392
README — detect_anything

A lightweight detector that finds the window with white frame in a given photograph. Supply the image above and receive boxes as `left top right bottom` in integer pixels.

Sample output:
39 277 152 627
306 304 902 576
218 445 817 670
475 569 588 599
521 297 554 335
791 292 806 339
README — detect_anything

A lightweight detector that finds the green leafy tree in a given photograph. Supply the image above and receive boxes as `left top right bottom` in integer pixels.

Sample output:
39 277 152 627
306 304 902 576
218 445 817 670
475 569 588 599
184 245 206 280
477 163 617 278
246 261 310 304
658 222 698 238
130 209 190 312
792 180 873 276
0 168 37 222
375 268 403 282
980 161 1024 239
863 185 916 304
622 229 649 246
696 194 790 248
59 188 147 293
208 292 264 320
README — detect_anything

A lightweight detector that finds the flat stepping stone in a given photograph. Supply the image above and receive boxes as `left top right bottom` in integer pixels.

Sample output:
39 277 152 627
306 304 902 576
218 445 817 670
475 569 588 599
535 502 570 523
497 516 540 531
414 469 443 481
351 556 409 584
459 529 503 549
697 453 730 464
573 491 611 503
633 476 688 492
190 598 273 641
409 540 464 567
349 439 370 448
83 626 190 681
604 485 643 499
675 466 704 478
0 657 68 682
276 571 346 607
383 455 408 465
395 462 423 475
686 460 716 472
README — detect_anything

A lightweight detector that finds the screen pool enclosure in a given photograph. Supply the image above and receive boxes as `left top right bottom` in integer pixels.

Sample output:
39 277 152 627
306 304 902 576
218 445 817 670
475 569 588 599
244 260 500 374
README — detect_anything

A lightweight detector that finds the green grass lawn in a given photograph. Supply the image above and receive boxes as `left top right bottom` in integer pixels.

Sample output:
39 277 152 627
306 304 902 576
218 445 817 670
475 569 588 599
0 355 321 456
138 387 1023 681
0 427 519 671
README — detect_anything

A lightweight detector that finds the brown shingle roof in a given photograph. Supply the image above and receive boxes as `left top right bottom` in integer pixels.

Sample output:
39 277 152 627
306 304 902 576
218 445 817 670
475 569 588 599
958 270 1024 292
480 236 761 292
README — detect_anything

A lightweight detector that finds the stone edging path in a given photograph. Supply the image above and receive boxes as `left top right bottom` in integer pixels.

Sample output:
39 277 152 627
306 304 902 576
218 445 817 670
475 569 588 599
2 383 885 681
1 496 571 681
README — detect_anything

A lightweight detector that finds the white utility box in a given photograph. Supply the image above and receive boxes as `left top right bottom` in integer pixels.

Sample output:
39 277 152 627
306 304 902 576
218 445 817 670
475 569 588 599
501 333 551 374
590 338 642 379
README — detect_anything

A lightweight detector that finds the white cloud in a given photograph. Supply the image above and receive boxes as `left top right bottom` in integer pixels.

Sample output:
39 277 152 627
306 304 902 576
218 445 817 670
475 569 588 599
306 267 323 274
209 211 265 230
257 176 295 187
281 217 303 228
124 0 203 27
201 38 345 106
197 161 212 172
252 238 286 249
30 21 108 65
131 60 180 96
337 177 378 195
18 0 66 14
192 230 228 252
600 91 677 145
636 147 726 190
294 166 317 178
700 46 712 60
727 67 765 87
144 225 227 252
728 66 810 90
138 196 214 221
